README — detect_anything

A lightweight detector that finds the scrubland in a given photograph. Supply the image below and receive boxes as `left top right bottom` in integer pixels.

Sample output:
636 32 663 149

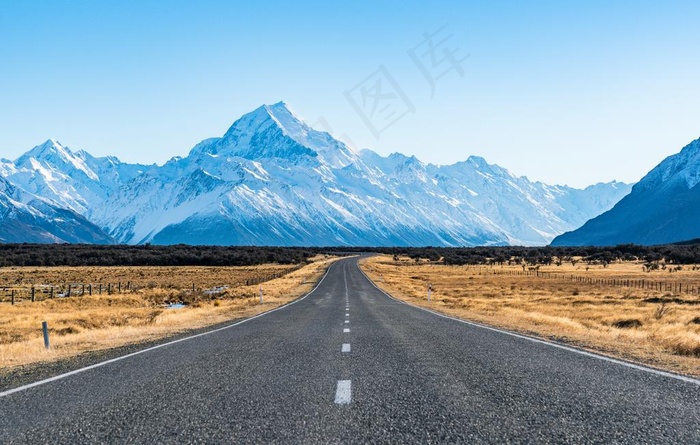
361 255 700 377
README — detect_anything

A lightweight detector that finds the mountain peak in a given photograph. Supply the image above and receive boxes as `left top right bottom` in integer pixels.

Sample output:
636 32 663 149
17 139 69 163
193 102 318 163
467 155 492 170
195 102 357 168
15 139 99 182
266 100 292 113
223 101 298 133
16 139 76 168
262 101 306 137
469 155 520 178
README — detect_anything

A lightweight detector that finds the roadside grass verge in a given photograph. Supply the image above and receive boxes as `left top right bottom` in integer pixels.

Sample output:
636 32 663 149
360 255 700 378
0 256 338 371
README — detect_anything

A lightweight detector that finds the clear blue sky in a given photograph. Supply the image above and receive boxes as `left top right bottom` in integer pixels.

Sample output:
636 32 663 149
1 0 698 187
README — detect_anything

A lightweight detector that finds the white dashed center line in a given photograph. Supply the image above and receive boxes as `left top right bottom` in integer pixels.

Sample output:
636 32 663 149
335 380 352 404
335 266 354 406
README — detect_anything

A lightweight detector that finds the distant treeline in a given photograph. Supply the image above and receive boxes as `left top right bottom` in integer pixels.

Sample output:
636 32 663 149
2 243 700 268
0 244 326 267
353 244 700 266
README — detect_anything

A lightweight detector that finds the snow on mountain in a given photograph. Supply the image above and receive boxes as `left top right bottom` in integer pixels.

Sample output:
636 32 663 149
90 102 630 246
0 176 114 244
357 150 622 244
635 138 700 191
1 139 151 216
552 138 700 246
189 102 357 170
2 102 633 246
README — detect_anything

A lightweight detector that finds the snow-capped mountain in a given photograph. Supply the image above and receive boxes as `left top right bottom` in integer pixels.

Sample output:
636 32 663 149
1 139 151 215
552 138 700 246
1 102 632 246
0 176 113 244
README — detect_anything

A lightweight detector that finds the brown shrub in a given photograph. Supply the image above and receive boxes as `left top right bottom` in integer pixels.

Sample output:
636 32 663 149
611 319 642 329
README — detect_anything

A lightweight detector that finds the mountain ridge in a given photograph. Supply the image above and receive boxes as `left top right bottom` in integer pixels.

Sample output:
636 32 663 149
551 138 700 246
1 102 633 246
0 176 114 244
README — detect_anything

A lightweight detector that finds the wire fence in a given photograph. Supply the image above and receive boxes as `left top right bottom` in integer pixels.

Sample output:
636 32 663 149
0 264 305 305
489 268 700 297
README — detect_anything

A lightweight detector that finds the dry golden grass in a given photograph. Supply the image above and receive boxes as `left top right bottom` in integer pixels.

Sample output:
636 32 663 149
0 256 339 371
360 255 700 377
0 263 304 301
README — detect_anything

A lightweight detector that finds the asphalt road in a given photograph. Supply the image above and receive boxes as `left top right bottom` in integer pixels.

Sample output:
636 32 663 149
1 257 698 444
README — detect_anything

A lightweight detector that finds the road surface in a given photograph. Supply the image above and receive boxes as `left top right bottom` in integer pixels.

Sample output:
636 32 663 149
1 257 698 443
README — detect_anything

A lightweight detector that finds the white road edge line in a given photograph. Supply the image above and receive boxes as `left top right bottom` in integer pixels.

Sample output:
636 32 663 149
357 260 700 387
0 259 344 399
335 380 352 404
342 343 351 353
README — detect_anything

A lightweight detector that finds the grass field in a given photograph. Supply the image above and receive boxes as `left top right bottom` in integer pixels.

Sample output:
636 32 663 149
360 255 700 377
0 256 339 371
0 263 305 302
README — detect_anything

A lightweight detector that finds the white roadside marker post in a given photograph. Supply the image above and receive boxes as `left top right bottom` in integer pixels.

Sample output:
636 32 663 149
428 283 432 302
259 285 263 304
